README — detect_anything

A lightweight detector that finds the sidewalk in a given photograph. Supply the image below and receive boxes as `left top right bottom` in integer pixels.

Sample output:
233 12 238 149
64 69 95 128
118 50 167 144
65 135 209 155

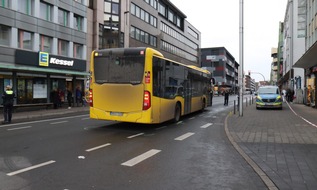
0 105 89 123
227 102 317 190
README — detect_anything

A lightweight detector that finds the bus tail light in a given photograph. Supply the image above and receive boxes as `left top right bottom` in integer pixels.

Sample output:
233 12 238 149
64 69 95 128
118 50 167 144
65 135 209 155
143 91 151 110
89 89 93 107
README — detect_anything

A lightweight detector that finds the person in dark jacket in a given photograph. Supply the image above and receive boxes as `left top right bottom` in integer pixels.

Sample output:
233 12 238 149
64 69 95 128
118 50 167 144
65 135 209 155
67 89 73 109
224 90 229 106
2 85 15 124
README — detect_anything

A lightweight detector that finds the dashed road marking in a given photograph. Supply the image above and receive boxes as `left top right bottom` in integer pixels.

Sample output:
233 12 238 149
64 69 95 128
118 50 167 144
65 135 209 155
174 132 195 141
121 149 161 167
85 143 111 152
200 123 213 128
50 121 68 125
7 126 32 131
127 133 144 139
7 160 56 176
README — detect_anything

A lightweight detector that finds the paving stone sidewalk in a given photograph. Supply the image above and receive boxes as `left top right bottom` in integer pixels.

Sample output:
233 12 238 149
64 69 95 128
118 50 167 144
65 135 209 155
0 106 89 123
227 102 317 190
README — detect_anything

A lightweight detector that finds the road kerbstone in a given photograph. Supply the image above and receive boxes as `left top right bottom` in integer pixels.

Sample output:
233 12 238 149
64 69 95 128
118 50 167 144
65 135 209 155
227 102 317 190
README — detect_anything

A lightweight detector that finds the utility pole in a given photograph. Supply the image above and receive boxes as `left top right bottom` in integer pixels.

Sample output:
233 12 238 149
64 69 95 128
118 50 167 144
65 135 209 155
239 0 244 116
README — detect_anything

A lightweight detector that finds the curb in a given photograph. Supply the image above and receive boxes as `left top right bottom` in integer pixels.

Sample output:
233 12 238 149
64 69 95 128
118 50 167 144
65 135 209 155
224 113 278 190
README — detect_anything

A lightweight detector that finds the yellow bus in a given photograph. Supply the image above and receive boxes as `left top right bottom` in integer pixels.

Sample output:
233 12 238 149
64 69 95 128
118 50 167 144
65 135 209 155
89 47 211 124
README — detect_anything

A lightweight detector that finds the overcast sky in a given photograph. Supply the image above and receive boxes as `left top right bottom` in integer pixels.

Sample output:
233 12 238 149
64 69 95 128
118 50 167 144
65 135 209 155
170 0 288 82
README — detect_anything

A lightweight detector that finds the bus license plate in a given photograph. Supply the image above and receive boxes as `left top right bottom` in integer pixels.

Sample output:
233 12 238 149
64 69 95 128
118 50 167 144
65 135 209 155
110 112 123 116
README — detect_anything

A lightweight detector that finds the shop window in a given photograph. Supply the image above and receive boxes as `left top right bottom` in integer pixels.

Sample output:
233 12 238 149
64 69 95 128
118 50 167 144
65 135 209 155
18 30 33 50
0 24 10 46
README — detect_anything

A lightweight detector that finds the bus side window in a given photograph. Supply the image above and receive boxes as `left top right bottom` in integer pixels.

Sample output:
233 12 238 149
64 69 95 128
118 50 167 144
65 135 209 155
153 57 163 97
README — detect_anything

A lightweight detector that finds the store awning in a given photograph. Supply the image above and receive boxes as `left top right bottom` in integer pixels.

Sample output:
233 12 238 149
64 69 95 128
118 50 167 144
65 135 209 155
0 62 89 76
293 42 317 69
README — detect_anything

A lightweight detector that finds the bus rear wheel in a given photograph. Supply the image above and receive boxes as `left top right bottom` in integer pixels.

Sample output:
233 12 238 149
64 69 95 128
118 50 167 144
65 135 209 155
173 103 181 123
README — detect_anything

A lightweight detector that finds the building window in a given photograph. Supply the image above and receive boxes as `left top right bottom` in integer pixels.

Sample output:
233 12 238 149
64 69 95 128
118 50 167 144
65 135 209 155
39 35 52 53
58 8 69 26
74 14 83 31
39 1 53 21
0 24 10 46
168 9 174 23
73 43 83 59
131 3 157 28
18 30 33 50
18 0 33 15
158 2 166 16
0 0 9 7
58 39 68 56
130 26 157 47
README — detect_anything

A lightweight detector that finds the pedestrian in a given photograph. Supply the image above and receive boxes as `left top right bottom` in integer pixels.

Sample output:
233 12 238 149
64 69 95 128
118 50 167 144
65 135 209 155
51 89 59 109
76 87 82 107
2 85 15 124
209 89 213 106
224 90 229 106
282 89 286 102
67 89 73 109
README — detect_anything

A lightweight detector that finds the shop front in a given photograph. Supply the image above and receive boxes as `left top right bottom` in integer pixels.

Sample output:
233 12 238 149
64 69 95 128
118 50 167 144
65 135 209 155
0 49 89 106
293 42 317 108
305 68 316 107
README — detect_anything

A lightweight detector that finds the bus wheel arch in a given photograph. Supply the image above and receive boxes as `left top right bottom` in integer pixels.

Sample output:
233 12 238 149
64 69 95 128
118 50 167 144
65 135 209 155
173 102 182 123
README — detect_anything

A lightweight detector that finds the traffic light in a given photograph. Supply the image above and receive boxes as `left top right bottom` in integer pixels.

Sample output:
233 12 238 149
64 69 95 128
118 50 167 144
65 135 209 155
248 71 251 76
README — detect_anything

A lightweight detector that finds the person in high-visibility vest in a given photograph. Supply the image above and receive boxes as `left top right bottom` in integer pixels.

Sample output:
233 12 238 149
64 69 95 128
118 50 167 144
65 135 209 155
2 85 15 124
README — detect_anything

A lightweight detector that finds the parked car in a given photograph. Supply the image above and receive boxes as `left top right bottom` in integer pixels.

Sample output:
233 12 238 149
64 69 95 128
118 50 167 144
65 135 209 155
255 86 283 110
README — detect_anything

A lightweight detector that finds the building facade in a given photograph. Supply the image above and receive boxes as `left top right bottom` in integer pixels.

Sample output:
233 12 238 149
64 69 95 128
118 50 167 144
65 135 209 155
293 0 317 107
0 0 201 106
200 47 239 94
280 0 305 103
0 0 88 105
89 0 201 67
271 47 278 84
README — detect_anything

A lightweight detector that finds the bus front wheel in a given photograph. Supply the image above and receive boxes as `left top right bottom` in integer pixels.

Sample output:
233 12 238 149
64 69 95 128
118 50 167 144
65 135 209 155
173 103 181 123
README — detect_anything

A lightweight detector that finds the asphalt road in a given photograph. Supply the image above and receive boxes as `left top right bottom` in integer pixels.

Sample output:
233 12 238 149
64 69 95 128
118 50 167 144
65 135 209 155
0 95 266 190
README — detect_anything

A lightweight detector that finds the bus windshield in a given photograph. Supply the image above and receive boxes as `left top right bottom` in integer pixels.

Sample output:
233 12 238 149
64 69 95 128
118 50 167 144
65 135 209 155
94 55 145 84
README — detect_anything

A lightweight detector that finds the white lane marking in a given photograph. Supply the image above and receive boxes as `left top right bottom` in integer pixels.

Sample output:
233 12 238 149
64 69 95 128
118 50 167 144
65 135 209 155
127 133 144 139
189 117 195 120
287 101 317 128
81 117 90 120
7 126 32 131
7 160 56 176
0 114 89 128
174 132 195 141
121 149 161 167
50 121 68 125
85 143 111 152
200 123 213 128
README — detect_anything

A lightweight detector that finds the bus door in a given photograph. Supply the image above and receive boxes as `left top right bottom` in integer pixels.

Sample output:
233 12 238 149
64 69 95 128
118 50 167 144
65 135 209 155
183 80 192 114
